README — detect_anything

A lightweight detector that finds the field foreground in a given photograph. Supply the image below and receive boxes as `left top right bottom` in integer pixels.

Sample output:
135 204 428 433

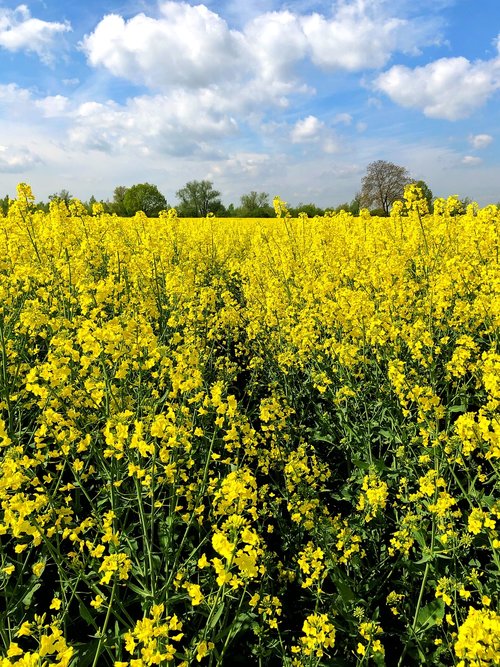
0 186 499 666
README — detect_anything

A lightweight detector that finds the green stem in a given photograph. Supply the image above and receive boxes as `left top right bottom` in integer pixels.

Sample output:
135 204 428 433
91 578 117 667
0 317 12 432
134 476 155 598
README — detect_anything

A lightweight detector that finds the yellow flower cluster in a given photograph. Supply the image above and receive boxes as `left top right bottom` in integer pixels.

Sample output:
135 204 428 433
291 612 336 660
0 182 499 665
2 618 73 667
116 604 184 667
357 473 389 522
455 607 500 666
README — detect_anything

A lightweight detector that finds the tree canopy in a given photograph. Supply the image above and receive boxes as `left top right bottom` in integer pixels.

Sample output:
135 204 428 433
48 189 72 205
112 186 129 216
414 180 434 210
360 160 412 215
288 202 326 217
0 195 9 216
176 180 223 217
237 191 273 217
122 183 168 217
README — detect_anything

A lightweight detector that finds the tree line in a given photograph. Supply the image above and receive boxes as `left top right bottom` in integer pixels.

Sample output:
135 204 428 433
0 161 484 218
0 181 343 218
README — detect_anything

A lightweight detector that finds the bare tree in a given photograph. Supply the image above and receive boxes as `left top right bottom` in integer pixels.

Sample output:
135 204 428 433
360 160 412 215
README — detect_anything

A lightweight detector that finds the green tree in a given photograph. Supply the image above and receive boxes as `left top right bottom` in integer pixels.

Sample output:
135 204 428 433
0 194 9 215
176 180 223 217
288 202 325 217
335 202 351 213
112 186 129 216
349 192 361 215
237 191 273 217
83 195 97 214
360 160 412 215
414 180 434 211
123 183 167 217
48 189 72 205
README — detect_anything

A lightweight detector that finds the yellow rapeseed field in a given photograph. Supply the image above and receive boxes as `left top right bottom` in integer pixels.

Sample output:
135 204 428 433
0 183 499 666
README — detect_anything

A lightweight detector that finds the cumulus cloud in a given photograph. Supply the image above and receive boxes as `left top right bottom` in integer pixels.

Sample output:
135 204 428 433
35 95 70 118
469 133 493 149
0 82 31 106
291 115 324 142
243 10 308 83
78 0 444 157
0 144 41 172
0 84 70 119
301 6 405 71
375 54 500 120
0 79 240 159
68 92 239 157
74 0 447 160
210 152 275 180
82 1 440 96
0 4 71 64
290 115 341 154
82 3 247 89
461 155 482 166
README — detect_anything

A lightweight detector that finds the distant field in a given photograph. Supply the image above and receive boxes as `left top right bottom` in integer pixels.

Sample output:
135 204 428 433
0 185 499 666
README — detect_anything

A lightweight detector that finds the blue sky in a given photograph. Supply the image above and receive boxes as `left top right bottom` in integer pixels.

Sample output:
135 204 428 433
0 0 499 207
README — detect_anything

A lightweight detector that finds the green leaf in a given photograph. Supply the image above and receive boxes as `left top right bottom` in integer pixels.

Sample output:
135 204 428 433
336 580 355 603
415 599 445 635
72 639 101 667
352 458 370 470
208 602 225 630
22 582 41 609
415 552 433 564
79 601 95 626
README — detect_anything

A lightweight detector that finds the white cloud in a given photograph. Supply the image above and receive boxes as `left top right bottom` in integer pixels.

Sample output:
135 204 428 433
323 136 341 154
0 84 71 120
82 4 247 89
82 1 441 105
0 82 31 106
291 115 324 142
0 79 242 159
290 115 342 154
462 155 482 166
68 92 239 157
301 8 405 71
0 144 41 172
243 10 307 83
333 113 353 125
469 133 493 149
209 152 275 180
0 4 70 64
35 95 70 118
375 55 500 120
74 0 448 169
0 83 31 105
